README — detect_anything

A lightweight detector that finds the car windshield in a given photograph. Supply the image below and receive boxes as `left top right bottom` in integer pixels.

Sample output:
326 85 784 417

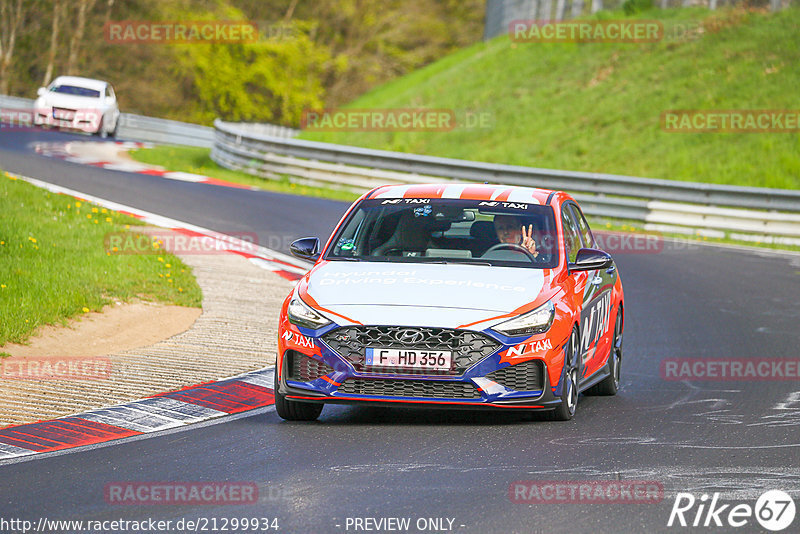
325 198 559 268
50 85 101 98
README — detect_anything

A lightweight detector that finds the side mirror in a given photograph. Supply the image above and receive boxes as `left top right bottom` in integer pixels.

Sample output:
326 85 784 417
569 248 613 272
37 87 46 97
290 237 321 262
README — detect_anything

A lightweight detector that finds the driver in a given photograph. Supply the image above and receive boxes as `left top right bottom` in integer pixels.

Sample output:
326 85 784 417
493 215 539 258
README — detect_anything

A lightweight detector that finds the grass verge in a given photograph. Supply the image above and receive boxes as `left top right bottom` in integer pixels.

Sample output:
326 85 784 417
300 6 800 190
0 172 202 346
129 145 360 202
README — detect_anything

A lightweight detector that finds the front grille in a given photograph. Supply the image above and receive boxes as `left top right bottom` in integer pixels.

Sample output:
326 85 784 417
486 359 544 391
286 351 334 381
321 326 500 375
338 379 481 399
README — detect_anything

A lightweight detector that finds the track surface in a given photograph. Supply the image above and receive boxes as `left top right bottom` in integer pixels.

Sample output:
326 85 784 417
2 129 800 533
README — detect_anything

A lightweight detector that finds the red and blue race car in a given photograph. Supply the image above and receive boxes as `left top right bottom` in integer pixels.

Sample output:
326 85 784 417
275 183 624 422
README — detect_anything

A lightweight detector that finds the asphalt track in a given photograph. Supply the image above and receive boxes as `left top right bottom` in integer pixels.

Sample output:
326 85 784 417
2 129 800 534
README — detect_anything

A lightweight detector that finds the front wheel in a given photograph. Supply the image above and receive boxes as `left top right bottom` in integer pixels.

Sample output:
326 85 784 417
274 364 323 421
545 328 579 421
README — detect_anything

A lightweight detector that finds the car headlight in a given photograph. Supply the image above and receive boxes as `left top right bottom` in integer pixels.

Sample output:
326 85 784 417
492 301 555 337
287 296 331 329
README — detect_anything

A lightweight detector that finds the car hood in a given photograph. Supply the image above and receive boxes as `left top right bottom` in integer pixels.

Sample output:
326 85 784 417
305 261 547 329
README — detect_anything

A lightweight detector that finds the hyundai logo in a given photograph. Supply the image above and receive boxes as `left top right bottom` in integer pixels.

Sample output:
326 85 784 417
395 329 425 345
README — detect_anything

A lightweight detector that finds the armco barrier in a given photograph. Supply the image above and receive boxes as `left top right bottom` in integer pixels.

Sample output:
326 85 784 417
211 119 800 243
0 95 296 148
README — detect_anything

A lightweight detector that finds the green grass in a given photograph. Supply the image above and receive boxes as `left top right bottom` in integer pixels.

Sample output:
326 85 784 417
130 145 360 202
299 6 800 190
0 172 202 346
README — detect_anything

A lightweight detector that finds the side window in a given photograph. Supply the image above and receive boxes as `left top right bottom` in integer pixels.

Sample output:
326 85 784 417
561 206 581 263
569 204 595 248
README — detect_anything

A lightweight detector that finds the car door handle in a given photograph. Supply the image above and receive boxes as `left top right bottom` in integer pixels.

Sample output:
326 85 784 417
590 276 603 285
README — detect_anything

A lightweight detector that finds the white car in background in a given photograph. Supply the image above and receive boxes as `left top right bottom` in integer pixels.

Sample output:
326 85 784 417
34 76 120 138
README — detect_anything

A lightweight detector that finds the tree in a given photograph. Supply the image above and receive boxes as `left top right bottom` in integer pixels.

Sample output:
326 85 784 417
0 0 24 94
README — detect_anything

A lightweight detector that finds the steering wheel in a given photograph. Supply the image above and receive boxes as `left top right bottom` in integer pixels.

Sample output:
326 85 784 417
483 242 538 262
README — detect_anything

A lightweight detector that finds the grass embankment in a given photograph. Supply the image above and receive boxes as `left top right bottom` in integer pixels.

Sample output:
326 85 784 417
0 172 202 348
130 146 360 202
300 6 800 190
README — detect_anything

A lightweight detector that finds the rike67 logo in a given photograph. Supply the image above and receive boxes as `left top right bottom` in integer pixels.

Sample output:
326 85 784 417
668 490 796 531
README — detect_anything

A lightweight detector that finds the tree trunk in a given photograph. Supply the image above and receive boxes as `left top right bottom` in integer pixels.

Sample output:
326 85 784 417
0 0 23 94
541 0 553 20
555 0 567 20
591 0 603 13
66 0 97 75
43 0 64 87
103 0 115 25
571 0 583 18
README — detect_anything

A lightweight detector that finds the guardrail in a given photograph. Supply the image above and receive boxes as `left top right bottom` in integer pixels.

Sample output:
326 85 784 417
0 94 296 148
212 119 800 245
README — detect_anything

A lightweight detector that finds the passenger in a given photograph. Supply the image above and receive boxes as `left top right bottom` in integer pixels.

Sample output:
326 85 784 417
493 215 539 258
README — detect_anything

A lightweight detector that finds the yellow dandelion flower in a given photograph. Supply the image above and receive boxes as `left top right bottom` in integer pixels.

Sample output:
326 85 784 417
87 214 92 219
158 273 164 278
82 307 89 313
94 220 99 224
91 207 99 213
0 284 6 289
165 264 171 268
101 208 108 214
105 217 112 222
28 237 37 243
125 225 130 229
178 288 183 292
75 201 82 207
165 273 170 277
112 246 119 252
158 257 164 262
0 241 4 245
168 279 173 283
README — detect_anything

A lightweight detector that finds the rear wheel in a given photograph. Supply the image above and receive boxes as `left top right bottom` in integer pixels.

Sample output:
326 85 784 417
587 305 622 396
545 328 579 421
274 364 323 421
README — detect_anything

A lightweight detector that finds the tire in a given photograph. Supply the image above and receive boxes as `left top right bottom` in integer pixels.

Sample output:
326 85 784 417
545 327 579 421
587 305 622 396
94 118 106 138
274 365 323 421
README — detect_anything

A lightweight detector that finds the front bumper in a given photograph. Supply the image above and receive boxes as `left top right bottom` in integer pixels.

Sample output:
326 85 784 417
276 323 567 412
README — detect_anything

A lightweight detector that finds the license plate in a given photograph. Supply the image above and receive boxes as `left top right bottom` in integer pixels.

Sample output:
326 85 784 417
365 348 451 370
53 109 74 120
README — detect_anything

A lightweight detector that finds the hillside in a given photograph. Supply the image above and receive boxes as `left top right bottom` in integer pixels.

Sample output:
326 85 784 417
300 7 800 189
